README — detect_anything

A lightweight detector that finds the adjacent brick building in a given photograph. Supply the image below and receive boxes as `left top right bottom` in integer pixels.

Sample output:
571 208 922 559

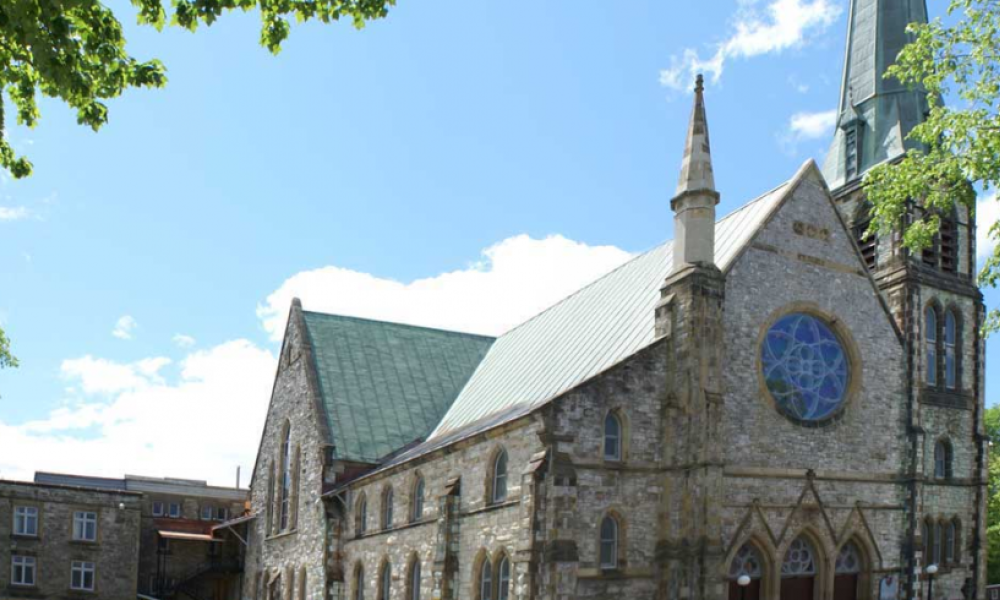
0 479 141 599
244 2 987 600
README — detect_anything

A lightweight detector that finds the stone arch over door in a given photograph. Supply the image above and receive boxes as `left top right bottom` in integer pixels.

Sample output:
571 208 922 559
727 537 775 600
779 531 827 600
831 538 873 600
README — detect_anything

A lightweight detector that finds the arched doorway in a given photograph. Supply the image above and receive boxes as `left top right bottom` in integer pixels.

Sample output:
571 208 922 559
729 543 765 600
834 542 863 600
781 537 818 600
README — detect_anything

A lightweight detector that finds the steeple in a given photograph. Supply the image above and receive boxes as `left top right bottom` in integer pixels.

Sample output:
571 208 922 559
822 0 930 190
671 74 720 272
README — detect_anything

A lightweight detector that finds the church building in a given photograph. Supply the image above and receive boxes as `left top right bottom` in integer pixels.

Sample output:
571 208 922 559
242 1 988 599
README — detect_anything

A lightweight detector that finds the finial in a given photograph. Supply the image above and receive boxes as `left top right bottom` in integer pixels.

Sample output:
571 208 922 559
695 73 704 94
674 72 717 198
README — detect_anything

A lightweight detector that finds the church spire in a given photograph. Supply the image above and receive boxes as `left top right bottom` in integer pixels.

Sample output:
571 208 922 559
822 0 930 190
671 74 720 272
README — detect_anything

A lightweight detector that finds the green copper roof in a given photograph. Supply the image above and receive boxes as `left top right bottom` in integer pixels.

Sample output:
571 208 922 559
823 0 930 190
301 311 494 464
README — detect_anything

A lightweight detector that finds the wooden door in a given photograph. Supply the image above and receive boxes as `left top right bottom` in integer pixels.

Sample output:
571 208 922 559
834 574 859 600
729 579 762 600
780 577 815 600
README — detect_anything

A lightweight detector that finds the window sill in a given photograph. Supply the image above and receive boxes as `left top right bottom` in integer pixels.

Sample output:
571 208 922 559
11 534 39 541
266 529 298 542
70 539 99 547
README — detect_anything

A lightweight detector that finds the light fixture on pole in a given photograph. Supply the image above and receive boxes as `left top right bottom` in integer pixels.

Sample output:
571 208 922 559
926 564 939 600
737 574 752 600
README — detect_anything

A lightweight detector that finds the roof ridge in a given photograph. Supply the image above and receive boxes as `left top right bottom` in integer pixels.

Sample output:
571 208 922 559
301 310 496 340
489 179 792 341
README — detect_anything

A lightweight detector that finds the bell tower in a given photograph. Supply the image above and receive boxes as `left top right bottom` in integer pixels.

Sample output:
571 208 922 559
823 2 987 599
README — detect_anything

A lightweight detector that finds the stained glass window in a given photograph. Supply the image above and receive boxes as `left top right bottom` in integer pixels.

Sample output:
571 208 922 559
836 542 861 574
761 313 850 421
729 543 764 580
782 538 817 576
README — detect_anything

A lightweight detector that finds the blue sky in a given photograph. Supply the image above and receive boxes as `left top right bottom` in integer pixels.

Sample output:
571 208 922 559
0 0 996 485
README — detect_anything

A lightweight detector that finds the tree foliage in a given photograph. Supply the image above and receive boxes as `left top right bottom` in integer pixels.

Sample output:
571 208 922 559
0 326 16 369
986 405 1000 583
0 0 395 177
864 0 1000 334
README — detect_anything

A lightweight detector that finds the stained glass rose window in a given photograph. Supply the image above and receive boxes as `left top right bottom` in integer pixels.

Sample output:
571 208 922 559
761 313 850 422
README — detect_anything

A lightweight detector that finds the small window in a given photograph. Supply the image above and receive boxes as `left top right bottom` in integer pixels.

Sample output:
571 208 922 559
73 511 98 542
11 555 36 586
411 477 425 523
491 449 508 504
408 558 421 600
945 311 958 389
202 506 214 521
497 555 511 600
599 515 619 569
71 561 95 591
933 521 943 565
934 440 952 479
14 506 38 536
152 501 165 517
217 507 228 521
478 559 493 600
382 488 394 531
926 307 938 386
379 562 391 600
945 521 956 565
356 494 368 535
845 128 859 181
354 565 365 600
923 520 932 560
168 503 181 518
604 412 622 461
279 423 293 531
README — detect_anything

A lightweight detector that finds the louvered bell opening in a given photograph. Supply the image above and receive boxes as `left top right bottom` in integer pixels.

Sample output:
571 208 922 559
853 222 877 271
940 218 957 273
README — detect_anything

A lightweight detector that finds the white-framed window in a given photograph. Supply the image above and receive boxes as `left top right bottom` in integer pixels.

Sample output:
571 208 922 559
71 561 95 591
152 501 165 517
14 506 38 537
201 506 213 520
168 503 181 518
216 507 228 521
11 555 36 586
73 511 98 542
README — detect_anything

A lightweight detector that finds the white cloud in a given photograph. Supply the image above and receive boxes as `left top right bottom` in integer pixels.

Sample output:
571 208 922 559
0 233 632 485
0 341 276 484
977 192 1000 266
112 315 138 340
172 334 196 348
257 234 635 340
660 0 842 90
778 108 837 154
0 206 29 221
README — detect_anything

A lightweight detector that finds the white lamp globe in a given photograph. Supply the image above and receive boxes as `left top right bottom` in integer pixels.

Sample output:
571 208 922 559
737 575 752 587
926 564 939 575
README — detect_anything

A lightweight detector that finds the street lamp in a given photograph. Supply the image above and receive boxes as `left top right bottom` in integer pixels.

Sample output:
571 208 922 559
737 574 752 600
926 564 939 600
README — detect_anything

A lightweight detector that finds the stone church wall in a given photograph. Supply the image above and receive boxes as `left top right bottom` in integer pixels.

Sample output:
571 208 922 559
719 173 912 600
244 307 328 600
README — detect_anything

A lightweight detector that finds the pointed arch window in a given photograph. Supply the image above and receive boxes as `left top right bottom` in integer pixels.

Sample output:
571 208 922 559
599 515 620 569
491 449 508 504
729 543 764 580
478 558 493 600
604 412 622 461
934 440 952 479
835 542 862 574
925 307 938 386
945 311 958 389
407 556 421 600
945 520 956 565
933 521 943 565
411 476 425 523
379 561 392 600
382 487 394 530
782 537 817 576
279 422 292 531
356 493 367 535
354 564 365 600
497 555 511 600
